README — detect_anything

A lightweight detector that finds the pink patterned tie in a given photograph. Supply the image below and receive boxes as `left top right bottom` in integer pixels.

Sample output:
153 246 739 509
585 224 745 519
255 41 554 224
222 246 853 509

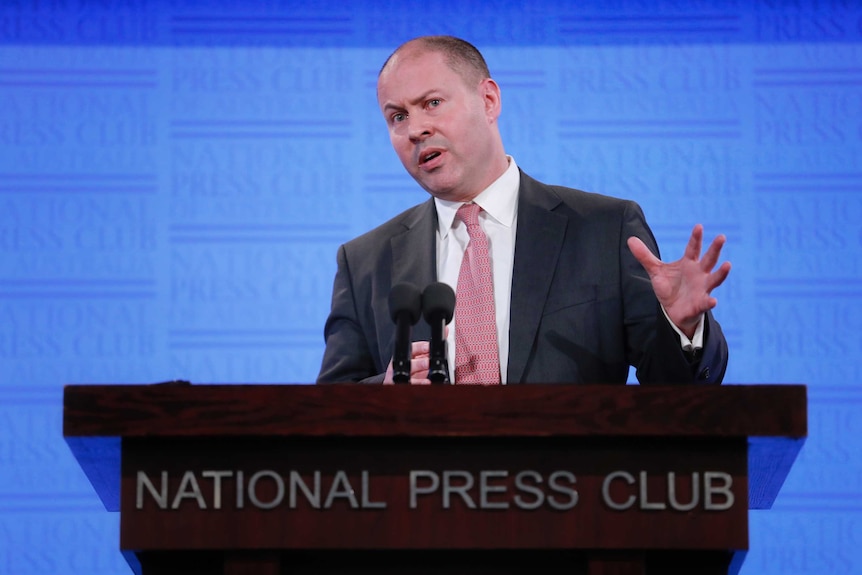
454 203 501 385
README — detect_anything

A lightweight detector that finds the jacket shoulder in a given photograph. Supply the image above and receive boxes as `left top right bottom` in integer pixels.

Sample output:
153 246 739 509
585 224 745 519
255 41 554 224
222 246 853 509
341 200 433 252
520 171 640 218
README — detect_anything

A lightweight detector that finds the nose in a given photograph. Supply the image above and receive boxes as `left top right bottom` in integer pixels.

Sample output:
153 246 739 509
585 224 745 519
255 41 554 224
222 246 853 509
408 116 432 142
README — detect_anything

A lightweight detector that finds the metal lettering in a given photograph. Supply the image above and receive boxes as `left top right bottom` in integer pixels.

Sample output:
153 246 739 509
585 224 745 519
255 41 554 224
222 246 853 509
547 471 578 510
289 471 321 508
442 470 476 509
136 470 167 509
668 471 700 511
361 470 387 509
639 470 666 510
201 470 232 509
409 470 439 508
602 471 636 510
704 471 734 511
513 470 544 510
248 470 285 510
323 471 358 509
236 470 244 509
171 471 206 509
479 470 509 510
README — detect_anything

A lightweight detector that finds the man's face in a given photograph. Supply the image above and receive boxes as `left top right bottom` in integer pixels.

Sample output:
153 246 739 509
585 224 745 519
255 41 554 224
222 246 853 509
377 49 502 203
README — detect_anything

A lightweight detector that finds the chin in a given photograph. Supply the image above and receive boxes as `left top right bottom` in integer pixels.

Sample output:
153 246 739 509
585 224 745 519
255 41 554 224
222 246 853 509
431 189 470 203
418 181 454 199
416 172 466 201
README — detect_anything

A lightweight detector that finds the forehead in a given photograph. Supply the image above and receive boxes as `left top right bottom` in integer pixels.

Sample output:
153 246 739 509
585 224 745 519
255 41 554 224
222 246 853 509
377 50 462 104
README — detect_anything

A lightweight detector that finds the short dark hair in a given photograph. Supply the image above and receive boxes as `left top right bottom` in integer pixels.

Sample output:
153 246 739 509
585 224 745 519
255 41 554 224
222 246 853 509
379 35 491 86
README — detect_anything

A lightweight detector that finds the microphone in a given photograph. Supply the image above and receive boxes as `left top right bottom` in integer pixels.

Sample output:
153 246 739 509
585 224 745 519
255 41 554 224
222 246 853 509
388 282 422 383
422 282 455 384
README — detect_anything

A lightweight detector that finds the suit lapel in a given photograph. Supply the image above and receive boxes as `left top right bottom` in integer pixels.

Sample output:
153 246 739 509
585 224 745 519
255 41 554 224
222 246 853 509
390 198 437 342
507 173 567 383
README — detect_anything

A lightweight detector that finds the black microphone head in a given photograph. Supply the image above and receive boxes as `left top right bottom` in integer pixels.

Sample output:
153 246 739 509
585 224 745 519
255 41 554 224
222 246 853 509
389 282 422 324
422 282 456 324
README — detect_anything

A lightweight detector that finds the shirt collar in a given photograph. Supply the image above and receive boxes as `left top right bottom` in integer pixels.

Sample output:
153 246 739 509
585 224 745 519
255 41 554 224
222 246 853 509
435 156 519 239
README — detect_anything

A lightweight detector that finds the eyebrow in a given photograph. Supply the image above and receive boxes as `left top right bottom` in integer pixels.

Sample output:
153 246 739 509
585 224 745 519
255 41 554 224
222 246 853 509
381 89 440 113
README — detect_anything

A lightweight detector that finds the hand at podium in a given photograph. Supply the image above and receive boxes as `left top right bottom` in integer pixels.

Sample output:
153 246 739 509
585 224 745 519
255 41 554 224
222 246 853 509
384 341 433 385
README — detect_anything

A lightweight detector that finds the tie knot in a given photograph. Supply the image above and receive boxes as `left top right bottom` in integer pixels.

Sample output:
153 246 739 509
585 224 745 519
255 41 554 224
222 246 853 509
456 202 482 228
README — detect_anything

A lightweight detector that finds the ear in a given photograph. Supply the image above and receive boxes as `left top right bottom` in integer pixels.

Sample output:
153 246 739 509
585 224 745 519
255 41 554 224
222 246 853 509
479 78 502 122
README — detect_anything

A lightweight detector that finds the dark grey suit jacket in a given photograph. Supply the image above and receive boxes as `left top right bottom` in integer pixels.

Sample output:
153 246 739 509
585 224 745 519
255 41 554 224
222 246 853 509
317 171 727 385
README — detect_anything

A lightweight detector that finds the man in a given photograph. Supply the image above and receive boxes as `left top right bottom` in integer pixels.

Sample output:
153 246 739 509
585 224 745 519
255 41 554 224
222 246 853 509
317 36 730 385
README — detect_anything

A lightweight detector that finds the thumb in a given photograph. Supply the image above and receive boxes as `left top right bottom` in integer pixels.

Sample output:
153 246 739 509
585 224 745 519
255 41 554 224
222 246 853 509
627 236 659 275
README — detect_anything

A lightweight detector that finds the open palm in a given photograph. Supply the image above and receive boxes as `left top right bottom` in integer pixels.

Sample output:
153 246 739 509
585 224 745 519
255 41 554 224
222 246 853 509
627 224 731 338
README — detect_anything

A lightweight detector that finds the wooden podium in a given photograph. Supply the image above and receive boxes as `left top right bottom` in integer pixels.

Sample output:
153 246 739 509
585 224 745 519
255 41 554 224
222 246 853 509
63 384 806 575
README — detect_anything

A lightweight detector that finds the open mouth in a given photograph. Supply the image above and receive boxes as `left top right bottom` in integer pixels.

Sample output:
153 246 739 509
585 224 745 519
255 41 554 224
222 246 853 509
420 150 441 165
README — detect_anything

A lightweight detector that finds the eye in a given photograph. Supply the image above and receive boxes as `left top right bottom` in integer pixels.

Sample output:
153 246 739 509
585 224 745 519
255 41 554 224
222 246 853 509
428 99 441 108
391 112 406 124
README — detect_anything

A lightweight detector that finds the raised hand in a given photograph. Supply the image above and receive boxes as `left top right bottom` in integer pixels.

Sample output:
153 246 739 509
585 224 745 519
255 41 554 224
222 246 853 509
627 224 731 339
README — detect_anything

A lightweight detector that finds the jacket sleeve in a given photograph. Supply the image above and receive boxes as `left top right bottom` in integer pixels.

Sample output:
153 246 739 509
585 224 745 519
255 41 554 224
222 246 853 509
621 202 729 385
316 244 385 384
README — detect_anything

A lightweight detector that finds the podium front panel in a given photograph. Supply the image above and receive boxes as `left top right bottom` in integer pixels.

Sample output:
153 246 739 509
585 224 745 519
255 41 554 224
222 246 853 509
121 436 747 552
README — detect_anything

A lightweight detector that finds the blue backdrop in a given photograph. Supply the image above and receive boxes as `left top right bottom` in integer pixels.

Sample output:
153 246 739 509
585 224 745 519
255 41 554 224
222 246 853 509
1 1 861 573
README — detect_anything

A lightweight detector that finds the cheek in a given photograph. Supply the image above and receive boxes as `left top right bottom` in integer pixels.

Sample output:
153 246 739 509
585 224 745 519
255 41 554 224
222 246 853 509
388 133 405 151
391 138 413 164
393 139 410 156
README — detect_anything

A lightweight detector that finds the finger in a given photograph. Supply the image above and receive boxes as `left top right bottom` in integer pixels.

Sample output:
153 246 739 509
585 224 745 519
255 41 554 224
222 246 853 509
706 261 732 292
627 236 661 275
411 341 430 358
684 224 704 261
411 356 430 376
410 378 432 385
700 234 726 271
